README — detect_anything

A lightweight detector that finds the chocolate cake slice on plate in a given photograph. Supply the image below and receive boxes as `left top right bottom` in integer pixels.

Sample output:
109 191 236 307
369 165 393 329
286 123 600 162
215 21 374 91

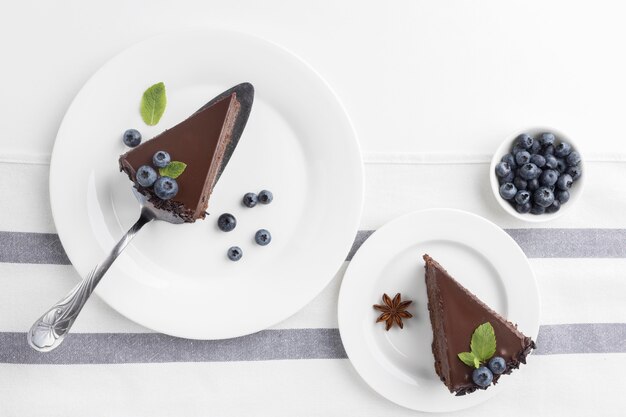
119 83 254 222
423 254 535 395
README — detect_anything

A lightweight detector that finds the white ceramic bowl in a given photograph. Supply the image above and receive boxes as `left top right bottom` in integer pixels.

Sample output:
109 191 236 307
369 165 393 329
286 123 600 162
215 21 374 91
490 127 584 222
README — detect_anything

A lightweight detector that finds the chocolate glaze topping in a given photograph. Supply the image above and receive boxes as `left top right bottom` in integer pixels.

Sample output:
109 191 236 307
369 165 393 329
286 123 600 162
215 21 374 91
423 254 536 396
119 83 254 222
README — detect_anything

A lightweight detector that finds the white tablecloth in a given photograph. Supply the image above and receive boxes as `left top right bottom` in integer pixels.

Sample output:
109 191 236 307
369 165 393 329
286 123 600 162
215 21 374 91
2 1 626 416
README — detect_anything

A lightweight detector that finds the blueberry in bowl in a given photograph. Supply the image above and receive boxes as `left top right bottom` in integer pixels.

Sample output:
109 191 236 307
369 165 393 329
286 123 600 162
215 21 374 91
490 127 584 222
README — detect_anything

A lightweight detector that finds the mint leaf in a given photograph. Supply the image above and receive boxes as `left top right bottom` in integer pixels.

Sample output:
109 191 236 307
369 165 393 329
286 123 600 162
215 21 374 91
457 352 477 368
473 356 481 369
140 82 167 126
159 161 187 179
470 322 496 362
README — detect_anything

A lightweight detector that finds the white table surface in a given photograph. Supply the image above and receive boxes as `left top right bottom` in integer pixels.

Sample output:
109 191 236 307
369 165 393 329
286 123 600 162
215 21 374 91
1 1 626 416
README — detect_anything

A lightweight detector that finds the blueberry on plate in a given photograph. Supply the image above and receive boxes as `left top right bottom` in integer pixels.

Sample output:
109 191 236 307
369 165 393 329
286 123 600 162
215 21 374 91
539 132 556 147
555 158 567 173
123 129 142 147
539 169 559 187
514 190 531 205
227 246 243 261
488 357 507 375
152 151 171 168
545 199 561 213
217 213 237 232
153 176 178 200
499 183 517 200
472 366 493 388
530 204 545 215
243 192 258 208
556 190 570 204
527 178 540 192
501 153 516 169
542 144 555 157
255 229 272 246
530 154 546 168
556 173 573 191
258 190 273 204
516 133 534 149
499 171 515 184
516 202 532 214
554 142 572 158
544 154 558 169
567 165 582 181
519 163 541 180
515 151 531 166
495 162 512 178
567 151 581 166
513 177 527 191
136 165 157 188
534 187 555 208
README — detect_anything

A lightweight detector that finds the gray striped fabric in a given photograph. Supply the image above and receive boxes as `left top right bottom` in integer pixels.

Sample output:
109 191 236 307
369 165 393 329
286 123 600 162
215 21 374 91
1 324 625 364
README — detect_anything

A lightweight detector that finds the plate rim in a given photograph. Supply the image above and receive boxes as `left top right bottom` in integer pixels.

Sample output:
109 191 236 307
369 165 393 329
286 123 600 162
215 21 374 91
49 28 364 339
337 208 540 412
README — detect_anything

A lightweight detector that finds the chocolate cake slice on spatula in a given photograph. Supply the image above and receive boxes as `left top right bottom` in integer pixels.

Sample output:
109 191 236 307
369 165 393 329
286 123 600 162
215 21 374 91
28 83 254 352
423 254 536 396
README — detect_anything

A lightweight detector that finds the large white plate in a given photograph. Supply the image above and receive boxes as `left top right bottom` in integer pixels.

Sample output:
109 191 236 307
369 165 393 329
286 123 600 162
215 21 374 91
50 30 363 339
338 209 540 412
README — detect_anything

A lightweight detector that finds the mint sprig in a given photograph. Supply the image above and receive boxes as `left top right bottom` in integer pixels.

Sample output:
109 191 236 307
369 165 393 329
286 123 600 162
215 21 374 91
140 82 167 126
159 161 187 179
457 322 497 369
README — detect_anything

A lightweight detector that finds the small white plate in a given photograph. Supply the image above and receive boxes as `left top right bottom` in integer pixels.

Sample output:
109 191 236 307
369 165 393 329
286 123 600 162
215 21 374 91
338 209 539 412
50 30 363 339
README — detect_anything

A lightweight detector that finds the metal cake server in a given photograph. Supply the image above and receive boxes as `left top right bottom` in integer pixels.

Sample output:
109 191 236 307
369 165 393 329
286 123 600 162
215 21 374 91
27 189 184 352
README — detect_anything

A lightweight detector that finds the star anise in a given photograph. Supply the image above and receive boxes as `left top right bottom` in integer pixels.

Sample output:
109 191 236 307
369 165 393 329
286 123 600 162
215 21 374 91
373 293 413 331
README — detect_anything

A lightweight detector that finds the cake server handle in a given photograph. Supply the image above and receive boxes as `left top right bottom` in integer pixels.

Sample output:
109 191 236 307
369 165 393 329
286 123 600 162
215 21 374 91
27 210 154 352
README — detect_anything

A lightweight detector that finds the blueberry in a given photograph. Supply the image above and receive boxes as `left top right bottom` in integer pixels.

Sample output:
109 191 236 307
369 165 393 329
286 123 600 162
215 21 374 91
516 133 534 149
529 140 541 155
554 142 572 158
556 190 570 204
153 176 178 200
516 202 532 214
255 229 272 246
243 192 258 208
539 169 559 187
227 246 243 261
530 204 545 215
542 144 555 156
539 132 556 147
527 178 539 192
515 151 531 166
499 171 515 184
555 158 567 173
530 154 546 168
499 183 517 200
567 165 582 181
136 165 157 188
512 144 526 155
217 213 237 232
472 366 493 388
258 190 273 204
488 357 507 375
544 154 558 169
501 153 516 169
123 129 142 147
556 173 573 191
567 151 581 166
515 190 531 205
495 162 512 178
513 177 527 190
545 199 561 214
534 187 555 208
519 163 541 180
153 151 171 168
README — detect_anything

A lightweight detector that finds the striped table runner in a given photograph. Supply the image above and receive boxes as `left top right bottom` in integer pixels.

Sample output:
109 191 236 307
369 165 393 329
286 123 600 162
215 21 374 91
1 154 625 416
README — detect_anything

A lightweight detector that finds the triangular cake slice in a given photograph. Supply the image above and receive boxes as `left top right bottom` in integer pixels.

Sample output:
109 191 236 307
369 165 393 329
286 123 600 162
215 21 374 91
423 254 535 395
119 83 254 222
